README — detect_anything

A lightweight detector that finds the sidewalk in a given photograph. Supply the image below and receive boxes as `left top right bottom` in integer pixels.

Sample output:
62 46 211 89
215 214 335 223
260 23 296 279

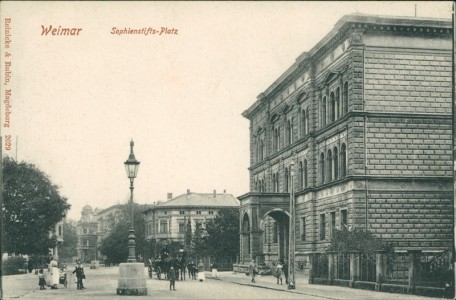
208 271 442 300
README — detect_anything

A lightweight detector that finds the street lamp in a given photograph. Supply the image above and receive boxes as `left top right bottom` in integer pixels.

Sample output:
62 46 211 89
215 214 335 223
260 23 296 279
124 140 140 263
288 160 296 289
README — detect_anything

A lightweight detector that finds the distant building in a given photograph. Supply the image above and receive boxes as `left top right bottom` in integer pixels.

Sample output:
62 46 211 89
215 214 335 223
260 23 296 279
75 204 123 262
238 14 453 268
49 221 64 260
143 190 240 252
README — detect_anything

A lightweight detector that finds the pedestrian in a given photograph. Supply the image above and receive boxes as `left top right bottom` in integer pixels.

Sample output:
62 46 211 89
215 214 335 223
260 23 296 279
168 265 177 291
211 261 218 278
48 257 59 289
72 260 85 290
248 259 258 283
283 259 289 284
38 269 46 290
197 259 205 282
275 261 283 285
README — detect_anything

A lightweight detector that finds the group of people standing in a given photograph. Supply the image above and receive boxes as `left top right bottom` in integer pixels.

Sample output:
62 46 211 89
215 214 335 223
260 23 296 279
166 259 209 291
37 257 86 291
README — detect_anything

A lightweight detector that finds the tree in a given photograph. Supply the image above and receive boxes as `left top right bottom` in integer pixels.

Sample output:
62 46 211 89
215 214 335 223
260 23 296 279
99 203 147 263
59 220 78 260
203 208 240 260
2 157 70 255
327 228 392 255
190 224 208 259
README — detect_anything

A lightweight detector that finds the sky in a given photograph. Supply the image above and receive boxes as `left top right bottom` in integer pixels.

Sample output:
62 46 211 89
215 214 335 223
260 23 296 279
0 1 452 221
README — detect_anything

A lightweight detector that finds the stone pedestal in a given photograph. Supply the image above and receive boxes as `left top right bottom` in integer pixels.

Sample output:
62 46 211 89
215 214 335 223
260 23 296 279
117 263 147 296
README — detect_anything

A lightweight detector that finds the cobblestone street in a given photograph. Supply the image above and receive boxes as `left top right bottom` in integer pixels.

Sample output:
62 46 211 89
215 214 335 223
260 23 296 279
2 266 443 300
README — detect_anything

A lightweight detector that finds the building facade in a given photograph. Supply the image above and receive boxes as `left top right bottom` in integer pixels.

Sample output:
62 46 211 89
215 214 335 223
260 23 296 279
76 204 123 262
144 190 240 251
239 14 453 267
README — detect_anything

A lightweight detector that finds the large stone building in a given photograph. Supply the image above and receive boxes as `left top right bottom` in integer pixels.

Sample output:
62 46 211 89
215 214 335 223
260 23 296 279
238 14 453 267
76 204 123 262
144 190 239 250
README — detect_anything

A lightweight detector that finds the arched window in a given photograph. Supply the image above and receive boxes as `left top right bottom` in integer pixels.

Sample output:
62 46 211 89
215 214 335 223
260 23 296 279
275 172 279 192
333 146 339 180
305 109 309 135
327 149 333 182
304 159 308 189
330 92 335 123
274 127 279 152
343 82 348 115
320 152 325 184
272 173 276 192
301 109 307 138
340 143 347 177
322 97 327 127
260 140 264 161
284 168 289 192
336 87 340 120
299 161 303 189
287 119 292 145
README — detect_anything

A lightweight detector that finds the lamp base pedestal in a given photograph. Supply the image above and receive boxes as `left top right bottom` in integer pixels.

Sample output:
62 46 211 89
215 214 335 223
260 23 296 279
116 263 147 296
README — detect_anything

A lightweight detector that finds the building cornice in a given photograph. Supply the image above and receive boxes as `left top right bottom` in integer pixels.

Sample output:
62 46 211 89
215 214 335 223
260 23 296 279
242 14 452 120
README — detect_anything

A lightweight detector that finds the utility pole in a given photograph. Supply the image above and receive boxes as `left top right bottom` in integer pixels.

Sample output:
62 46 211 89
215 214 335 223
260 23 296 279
288 160 296 289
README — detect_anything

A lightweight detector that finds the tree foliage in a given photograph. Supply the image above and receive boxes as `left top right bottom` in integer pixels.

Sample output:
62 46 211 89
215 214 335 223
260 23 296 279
327 228 393 255
2 157 71 255
99 203 146 263
204 207 240 260
59 220 78 260
188 208 239 261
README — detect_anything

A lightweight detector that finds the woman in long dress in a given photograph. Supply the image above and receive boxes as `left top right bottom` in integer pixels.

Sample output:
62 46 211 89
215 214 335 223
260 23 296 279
48 257 59 289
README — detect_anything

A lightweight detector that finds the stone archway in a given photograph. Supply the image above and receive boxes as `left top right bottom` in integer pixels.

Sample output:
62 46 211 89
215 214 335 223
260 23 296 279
261 209 290 264
241 212 251 263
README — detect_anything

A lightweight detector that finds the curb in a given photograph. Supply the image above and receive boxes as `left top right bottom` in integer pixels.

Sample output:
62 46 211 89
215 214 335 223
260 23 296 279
206 277 338 300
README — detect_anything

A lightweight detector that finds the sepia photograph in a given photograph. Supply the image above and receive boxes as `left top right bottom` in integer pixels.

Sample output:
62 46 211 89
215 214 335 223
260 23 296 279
0 1 454 299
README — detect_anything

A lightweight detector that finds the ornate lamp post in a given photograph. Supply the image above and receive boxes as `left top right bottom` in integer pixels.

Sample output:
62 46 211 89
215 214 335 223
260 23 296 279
288 160 296 289
124 140 140 262
117 140 146 296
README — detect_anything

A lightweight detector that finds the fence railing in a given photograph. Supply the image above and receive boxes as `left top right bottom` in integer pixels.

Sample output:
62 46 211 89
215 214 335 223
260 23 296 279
313 253 328 279
335 253 350 280
359 253 376 282
309 249 453 298
384 252 409 285
416 251 449 288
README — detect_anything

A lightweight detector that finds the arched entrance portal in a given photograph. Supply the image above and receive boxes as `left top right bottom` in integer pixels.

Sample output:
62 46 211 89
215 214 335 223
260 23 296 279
241 213 251 262
262 209 289 263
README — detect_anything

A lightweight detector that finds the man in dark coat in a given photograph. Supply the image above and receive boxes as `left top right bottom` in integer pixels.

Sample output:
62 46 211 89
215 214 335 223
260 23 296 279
168 266 176 291
72 260 85 290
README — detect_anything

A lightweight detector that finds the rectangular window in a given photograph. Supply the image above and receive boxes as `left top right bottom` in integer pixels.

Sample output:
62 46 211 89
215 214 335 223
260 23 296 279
160 221 168 233
180 211 185 215
320 214 326 240
341 209 348 229
164 211 167 215
301 217 306 241
209 211 214 215
195 222 202 231
178 222 185 234
58 225 62 237
330 212 336 236
196 211 201 215
273 222 278 243
84 239 89 246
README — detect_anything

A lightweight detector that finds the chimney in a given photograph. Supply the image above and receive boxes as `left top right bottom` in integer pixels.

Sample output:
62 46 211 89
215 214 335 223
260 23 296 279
167 193 173 200
213 189 216 198
187 189 190 195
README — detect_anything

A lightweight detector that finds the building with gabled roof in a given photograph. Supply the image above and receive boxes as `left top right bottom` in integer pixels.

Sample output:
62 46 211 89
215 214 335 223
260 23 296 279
143 190 240 250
